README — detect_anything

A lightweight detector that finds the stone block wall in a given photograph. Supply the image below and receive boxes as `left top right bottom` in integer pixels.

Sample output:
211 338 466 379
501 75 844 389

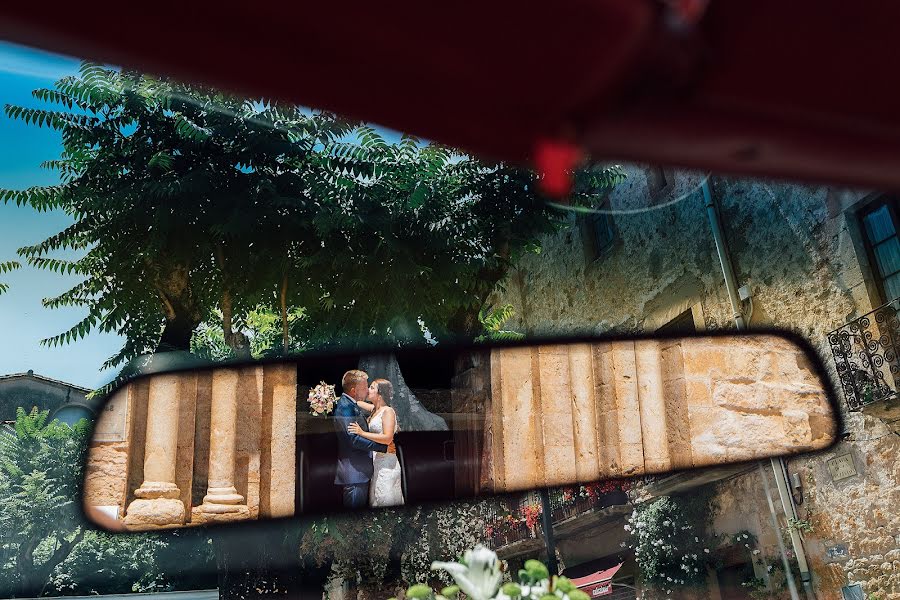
484 335 835 493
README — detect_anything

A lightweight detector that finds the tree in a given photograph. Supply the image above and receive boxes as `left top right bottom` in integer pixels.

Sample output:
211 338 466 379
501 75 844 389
0 408 90 596
299 500 496 599
2 62 624 367
0 260 20 296
1 62 355 366
0 407 215 596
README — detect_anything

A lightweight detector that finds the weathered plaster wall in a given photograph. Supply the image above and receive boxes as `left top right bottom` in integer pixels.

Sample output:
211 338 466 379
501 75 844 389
491 167 900 598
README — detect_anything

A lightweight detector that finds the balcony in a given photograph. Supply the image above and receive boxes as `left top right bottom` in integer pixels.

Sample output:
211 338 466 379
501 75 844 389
485 483 631 559
828 299 900 424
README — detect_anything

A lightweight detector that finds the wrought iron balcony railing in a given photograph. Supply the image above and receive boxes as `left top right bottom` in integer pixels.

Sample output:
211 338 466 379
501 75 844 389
484 483 630 550
828 299 900 411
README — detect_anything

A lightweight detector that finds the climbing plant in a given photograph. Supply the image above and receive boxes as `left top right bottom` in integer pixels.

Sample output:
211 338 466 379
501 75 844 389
625 489 719 595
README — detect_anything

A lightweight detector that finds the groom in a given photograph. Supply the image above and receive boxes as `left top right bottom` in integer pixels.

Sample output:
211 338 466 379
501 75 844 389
334 369 390 508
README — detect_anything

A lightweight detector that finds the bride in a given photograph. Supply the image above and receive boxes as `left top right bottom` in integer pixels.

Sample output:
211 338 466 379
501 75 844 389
347 378 404 507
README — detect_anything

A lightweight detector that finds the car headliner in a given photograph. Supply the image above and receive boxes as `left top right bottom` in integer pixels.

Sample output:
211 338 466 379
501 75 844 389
2 0 899 190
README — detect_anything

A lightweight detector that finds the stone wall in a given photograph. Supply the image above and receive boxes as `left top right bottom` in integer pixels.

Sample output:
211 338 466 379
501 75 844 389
485 335 834 492
83 363 296 530
490 166 900 598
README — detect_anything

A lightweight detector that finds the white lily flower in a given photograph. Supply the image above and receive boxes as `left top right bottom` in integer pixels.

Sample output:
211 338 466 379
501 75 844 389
432 545 502 600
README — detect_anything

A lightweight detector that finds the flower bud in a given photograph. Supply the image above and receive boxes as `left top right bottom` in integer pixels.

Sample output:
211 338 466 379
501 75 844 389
554 578 576 593
567 590 590 600
407 584 433 600
524 559 550 582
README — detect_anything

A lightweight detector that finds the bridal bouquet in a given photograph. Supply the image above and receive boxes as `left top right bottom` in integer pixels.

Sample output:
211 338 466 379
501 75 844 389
307 381 337 416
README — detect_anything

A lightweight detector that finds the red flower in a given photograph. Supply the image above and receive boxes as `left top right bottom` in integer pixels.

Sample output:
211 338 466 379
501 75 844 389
522 503 543 530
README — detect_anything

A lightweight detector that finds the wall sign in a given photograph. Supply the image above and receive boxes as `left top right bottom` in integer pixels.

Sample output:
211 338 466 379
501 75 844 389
588 582 612 597
92 392 128 442
827 453 857 482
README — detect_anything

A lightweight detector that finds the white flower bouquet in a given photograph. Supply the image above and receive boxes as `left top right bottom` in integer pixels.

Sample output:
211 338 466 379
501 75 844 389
394 546 589 600
307 381 337 416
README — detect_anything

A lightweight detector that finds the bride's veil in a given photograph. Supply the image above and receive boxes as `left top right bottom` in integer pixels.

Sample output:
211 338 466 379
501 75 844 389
358 353 448 431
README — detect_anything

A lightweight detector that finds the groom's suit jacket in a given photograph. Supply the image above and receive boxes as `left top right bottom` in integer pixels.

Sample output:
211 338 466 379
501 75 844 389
333 394 389 485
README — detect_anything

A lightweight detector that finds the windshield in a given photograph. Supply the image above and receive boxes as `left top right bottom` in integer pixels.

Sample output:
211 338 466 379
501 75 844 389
0 41 897 600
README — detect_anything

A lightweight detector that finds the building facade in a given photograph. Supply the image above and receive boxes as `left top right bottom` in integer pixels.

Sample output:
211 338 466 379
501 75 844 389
0 370 94 425
489 167 900 599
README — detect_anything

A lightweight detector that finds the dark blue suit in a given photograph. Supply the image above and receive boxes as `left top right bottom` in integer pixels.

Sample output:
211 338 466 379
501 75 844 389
333 393 388 507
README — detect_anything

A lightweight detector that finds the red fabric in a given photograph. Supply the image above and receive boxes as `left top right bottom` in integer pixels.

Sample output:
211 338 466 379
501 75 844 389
534 140 582 198
5 1 900 190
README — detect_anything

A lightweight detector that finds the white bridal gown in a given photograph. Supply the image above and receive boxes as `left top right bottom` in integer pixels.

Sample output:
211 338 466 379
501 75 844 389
368 408 404 507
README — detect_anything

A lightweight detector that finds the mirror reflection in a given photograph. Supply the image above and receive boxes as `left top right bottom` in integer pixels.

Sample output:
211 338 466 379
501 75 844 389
82 333 836 531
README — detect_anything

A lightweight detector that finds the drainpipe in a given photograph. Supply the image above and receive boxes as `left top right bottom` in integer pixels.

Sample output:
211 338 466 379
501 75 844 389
702 181 746 331
702 179 814 600
539 488 560 575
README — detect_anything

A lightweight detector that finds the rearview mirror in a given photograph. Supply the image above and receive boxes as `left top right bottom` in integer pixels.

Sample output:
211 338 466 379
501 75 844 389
82 331 838 531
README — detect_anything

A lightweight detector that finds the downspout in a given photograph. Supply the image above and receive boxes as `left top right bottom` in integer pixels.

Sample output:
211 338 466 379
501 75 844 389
702 179 814 600
703 181 746 330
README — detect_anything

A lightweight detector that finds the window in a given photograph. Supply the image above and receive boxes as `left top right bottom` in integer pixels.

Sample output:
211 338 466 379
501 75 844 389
861 199 900 304
580 207 616 264
52 404 94 426
841 583 865 600
656 309 697 335
646 166 669 197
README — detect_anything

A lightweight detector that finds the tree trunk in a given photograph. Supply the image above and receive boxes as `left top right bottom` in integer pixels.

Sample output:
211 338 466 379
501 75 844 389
154 263 202 352
446 308 481 341
16 540 39 597
158 314 198 351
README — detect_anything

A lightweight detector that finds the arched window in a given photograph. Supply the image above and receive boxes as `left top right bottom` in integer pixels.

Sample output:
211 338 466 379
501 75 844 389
52 404 94 426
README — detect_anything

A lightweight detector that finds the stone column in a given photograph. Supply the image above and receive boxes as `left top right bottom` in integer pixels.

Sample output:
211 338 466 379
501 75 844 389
611 341 645 475
124 374 186 528
194 368 249 522
635 340 671 473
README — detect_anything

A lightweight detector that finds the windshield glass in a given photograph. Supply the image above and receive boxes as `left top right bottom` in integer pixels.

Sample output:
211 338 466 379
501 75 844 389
0 41 897 600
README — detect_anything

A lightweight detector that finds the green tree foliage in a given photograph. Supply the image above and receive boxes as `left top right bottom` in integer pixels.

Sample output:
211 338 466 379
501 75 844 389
2 62 624 367
474 304 524 343
299 500 495 599
626 489 719 595
0 407 215 596
0 260 20 296
1 62 355 365
0 408 90 596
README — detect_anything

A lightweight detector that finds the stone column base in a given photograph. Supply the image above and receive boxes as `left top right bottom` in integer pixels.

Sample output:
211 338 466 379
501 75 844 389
191 503 251 524
123 498 186 529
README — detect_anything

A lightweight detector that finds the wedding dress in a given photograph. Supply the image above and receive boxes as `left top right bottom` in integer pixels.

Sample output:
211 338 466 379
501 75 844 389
368 408 404 507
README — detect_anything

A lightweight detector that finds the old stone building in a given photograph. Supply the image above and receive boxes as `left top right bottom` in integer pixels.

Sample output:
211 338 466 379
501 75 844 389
0 370 95 425
80 166 900 597
490 166 900 599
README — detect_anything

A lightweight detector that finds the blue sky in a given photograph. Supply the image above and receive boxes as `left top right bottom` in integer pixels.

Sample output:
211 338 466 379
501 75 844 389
0 41 124 389
0 41 414 389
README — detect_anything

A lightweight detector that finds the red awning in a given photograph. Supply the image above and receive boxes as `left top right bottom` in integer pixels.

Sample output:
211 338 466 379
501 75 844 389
570 563 624 588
